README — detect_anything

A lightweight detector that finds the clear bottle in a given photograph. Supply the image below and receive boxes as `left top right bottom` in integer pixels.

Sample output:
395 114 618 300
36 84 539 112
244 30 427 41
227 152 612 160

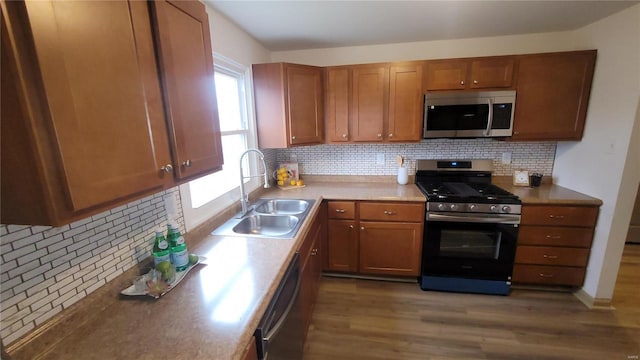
167 222 189 271
152 229 170 266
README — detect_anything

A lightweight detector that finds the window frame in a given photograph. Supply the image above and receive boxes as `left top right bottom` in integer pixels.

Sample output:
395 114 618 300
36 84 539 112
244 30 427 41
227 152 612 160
179 53 260 232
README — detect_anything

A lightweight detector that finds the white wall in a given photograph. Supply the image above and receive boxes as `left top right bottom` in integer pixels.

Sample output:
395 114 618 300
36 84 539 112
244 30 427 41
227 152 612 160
554 4 640 300
271 31 576 65
205 4 271 66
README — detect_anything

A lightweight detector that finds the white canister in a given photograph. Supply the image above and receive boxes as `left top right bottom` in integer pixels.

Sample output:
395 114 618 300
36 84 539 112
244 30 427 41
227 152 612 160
397 166 408 185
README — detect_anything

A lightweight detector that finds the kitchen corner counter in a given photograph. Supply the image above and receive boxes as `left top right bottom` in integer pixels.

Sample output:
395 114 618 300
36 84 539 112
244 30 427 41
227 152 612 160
492 178 603 206
10 181 424 360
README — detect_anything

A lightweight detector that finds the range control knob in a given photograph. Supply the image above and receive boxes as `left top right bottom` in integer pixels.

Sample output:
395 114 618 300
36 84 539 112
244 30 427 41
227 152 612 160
468 204 477 211
490 205 498 212
502 205 512 213
437 203 446 211
450 204 458 211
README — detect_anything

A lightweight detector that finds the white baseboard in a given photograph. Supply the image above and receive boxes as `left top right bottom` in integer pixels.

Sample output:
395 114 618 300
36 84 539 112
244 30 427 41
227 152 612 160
573 288 614 309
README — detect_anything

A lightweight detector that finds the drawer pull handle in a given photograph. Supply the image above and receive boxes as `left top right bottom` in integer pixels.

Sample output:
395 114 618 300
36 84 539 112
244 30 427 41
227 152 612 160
543 254 558 259
545 235 562 239
349 225 354 229
311 249 318 256
549 215 565 219
383 211 396 215
361 226 365 230
335 209 346 213
539 273 554 278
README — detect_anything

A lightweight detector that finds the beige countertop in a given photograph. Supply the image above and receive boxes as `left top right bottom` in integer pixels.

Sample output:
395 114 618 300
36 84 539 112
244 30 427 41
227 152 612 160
12 179 600 359
492 177 603 206
13 181 424 360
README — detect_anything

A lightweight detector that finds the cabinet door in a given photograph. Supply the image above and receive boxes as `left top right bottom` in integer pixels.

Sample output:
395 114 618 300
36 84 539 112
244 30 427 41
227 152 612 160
151 0 223 180
325 67 351 142
469 58 515 89
350 65 388 142
388 63 423 142
424 59 468 90
512 50 596 141
327 219 358 272
6 0 172 214
359 221 422 276
286 64 324 145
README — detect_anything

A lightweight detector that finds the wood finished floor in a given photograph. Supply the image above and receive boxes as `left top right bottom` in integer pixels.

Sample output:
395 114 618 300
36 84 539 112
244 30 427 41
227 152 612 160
303 244 640 360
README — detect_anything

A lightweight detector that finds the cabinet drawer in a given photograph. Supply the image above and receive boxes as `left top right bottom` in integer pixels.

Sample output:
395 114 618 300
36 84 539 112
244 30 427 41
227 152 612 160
512 264 585 287
521 205 598 227
518 226 594 247
327 201 356 219
359 202 424 222
515 246 589 267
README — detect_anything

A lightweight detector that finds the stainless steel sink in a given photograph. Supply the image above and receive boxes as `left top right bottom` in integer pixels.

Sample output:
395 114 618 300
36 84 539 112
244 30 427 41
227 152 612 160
212 198 315 239
254 199 309 215
232 214 299 236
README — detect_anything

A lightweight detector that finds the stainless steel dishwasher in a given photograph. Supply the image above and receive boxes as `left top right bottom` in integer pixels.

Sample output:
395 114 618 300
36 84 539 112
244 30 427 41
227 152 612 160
254 253 304 359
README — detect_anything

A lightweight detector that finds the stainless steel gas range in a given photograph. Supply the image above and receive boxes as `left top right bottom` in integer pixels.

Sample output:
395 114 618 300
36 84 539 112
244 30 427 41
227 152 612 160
415 159 521 295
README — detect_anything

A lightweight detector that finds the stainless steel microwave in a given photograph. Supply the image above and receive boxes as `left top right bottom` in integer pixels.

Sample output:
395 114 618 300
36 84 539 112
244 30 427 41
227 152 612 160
423 90 516 138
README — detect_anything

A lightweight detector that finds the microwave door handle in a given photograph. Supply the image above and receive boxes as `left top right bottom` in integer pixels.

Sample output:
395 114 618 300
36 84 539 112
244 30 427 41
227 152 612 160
484 98 494 136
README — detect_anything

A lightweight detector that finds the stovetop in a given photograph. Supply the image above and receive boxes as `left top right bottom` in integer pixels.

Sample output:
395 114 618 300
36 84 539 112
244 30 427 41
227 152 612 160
414 159 522 210
416 181 521 204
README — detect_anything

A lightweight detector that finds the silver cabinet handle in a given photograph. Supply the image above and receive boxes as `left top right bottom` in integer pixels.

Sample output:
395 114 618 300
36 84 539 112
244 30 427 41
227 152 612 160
545 235 561 239
513 131 520 135
342 133 348 139
311 249 318 256
543 254 559 259
160 164 173 173
473 80 478 85
460 80 465 85
182 159 192 168
377 133 382 138
360 226 365 230
539 273 554 278
549 215 565 219
389 133 394 138
349 224 354 229
335 209 346 213
291 135 296 140
383 211 396 215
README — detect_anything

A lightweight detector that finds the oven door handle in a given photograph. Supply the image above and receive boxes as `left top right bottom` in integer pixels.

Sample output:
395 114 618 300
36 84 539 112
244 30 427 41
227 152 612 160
427 212 521 224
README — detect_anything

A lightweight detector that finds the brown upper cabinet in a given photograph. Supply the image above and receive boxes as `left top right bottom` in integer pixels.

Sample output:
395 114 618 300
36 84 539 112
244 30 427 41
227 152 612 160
512 50 596 141
252 63 324 148
1 0 223 226
325 62 423 143
150 0 224 180
425 56 515 91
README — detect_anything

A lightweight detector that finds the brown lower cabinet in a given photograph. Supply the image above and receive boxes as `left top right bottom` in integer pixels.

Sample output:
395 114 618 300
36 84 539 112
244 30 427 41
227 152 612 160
299 202 326 341
325 200 425 277
512 204 599 287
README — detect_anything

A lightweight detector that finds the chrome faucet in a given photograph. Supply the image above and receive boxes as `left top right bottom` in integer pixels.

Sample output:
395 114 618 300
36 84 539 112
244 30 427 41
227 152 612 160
239 148 270 216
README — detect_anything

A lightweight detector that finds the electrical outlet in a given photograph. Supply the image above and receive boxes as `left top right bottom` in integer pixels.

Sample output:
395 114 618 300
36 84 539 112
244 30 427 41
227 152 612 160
501 152 512 164
376 153 385 165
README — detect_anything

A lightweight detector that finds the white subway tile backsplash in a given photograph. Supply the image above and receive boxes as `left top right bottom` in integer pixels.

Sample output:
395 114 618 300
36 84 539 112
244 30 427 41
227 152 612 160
276 139 556 177
0 187 184 345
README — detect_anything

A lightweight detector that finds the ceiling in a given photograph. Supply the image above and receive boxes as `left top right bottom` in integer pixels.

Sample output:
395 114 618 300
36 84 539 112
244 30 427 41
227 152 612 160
206 1 637 51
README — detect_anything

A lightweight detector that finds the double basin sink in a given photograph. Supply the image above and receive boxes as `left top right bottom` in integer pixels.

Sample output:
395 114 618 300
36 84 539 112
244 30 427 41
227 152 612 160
212 198 315 239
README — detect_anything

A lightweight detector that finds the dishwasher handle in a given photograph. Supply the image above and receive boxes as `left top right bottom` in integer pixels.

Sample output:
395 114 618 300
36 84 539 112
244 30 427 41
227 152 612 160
263 268 301 344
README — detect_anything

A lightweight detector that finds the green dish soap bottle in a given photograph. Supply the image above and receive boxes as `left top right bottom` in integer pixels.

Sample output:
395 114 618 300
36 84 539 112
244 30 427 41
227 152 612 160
167 221 189 272
152 228 170 266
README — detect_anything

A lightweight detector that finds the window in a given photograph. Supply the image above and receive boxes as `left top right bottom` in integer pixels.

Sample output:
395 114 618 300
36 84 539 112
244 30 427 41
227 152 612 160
180 54 258 231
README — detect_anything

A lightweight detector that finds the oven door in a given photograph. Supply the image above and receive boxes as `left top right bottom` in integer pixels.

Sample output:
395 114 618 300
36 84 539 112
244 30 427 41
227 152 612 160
422 212 519 280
